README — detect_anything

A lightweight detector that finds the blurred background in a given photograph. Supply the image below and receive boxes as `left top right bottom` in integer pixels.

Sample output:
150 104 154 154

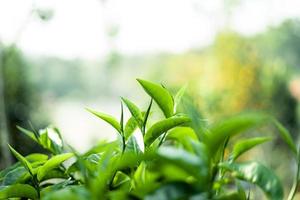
1 0 300 196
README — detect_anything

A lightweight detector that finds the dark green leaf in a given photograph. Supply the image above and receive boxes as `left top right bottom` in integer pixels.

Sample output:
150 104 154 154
219 162 284 200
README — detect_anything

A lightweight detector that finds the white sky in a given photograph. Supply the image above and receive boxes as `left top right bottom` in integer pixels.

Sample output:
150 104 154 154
1 0 300 59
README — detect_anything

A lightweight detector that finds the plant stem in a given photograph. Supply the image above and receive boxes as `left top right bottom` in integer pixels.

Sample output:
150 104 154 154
288 147 300 200
158 132 167 147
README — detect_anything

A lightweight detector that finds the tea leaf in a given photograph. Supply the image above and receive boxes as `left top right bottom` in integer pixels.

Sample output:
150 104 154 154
0 184 38 199
219 162 284 200
124 116 138 140
273 119 297 156
137 79 174 118
8 145 34 175
17 126 39 142
122 97 144 128
206 113 268 156
37 153 73 181
144 115 191 146
87 108 121 134
231 137 272 160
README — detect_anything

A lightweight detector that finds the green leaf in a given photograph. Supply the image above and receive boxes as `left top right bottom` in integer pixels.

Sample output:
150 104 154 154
174 84 187 113
144 115 191 146
37 153 73 181
273 119 297 156
219 162 284 200
0 184 38 199
2 166 29 185
157 146 208 181
124 117 138 140
17 126 38 142
125 135 142 154
231 137 272 160
26 153 49 163
87 108 121 134
206 113 268 156
8 144 34 175
137 79 174 118
122 97 144 128
112 171 131 188
42 186 90 200
142 98 153 135
166 127 198 152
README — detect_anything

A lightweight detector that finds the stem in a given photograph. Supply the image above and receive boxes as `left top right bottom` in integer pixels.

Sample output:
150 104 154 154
122 135 126 153
288 147 300 200
158 132 167 147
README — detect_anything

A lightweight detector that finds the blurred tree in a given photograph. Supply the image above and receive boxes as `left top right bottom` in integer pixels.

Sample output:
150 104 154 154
0 45 47 169
0 45 12 167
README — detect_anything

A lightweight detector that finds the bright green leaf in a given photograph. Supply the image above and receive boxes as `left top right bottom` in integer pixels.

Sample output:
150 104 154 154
8 145 34 175
231 137 272 160
37 153 73 181
87 108 121 134
144 115 191 146
0 184 38 200
124 117 138 140
122 97 144 128
137 79 174 118
206 113 268 156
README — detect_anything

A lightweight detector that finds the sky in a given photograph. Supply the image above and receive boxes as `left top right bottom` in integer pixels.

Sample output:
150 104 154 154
1 0 300 59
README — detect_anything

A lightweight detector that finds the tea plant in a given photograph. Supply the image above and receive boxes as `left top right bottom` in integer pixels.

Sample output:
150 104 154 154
0 79 299 200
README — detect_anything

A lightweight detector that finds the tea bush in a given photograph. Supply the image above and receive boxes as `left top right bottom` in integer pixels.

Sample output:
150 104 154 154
0 79 298 200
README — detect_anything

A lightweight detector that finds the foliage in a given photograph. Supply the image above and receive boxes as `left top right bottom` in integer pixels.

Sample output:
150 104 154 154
0 79 299 200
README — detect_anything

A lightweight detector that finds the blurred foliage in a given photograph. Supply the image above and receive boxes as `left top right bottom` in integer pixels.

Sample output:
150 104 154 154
1 45 47 166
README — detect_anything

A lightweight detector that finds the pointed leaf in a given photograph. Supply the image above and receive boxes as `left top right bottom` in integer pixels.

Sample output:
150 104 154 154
37 153 73 181
122 97 143 128
174 84 187 113
206 113 268 156
232 137 272 160
0 184 38 199
144 115 191 146
8 145 33 175
17 126 38 142
273 119 297 156
219 162 284 200
142 98 153 134
137 79 174 118
124 117 138 140
87 108 121 134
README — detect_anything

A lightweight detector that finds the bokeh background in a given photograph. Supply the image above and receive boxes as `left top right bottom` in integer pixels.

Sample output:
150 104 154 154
1 0 300 197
